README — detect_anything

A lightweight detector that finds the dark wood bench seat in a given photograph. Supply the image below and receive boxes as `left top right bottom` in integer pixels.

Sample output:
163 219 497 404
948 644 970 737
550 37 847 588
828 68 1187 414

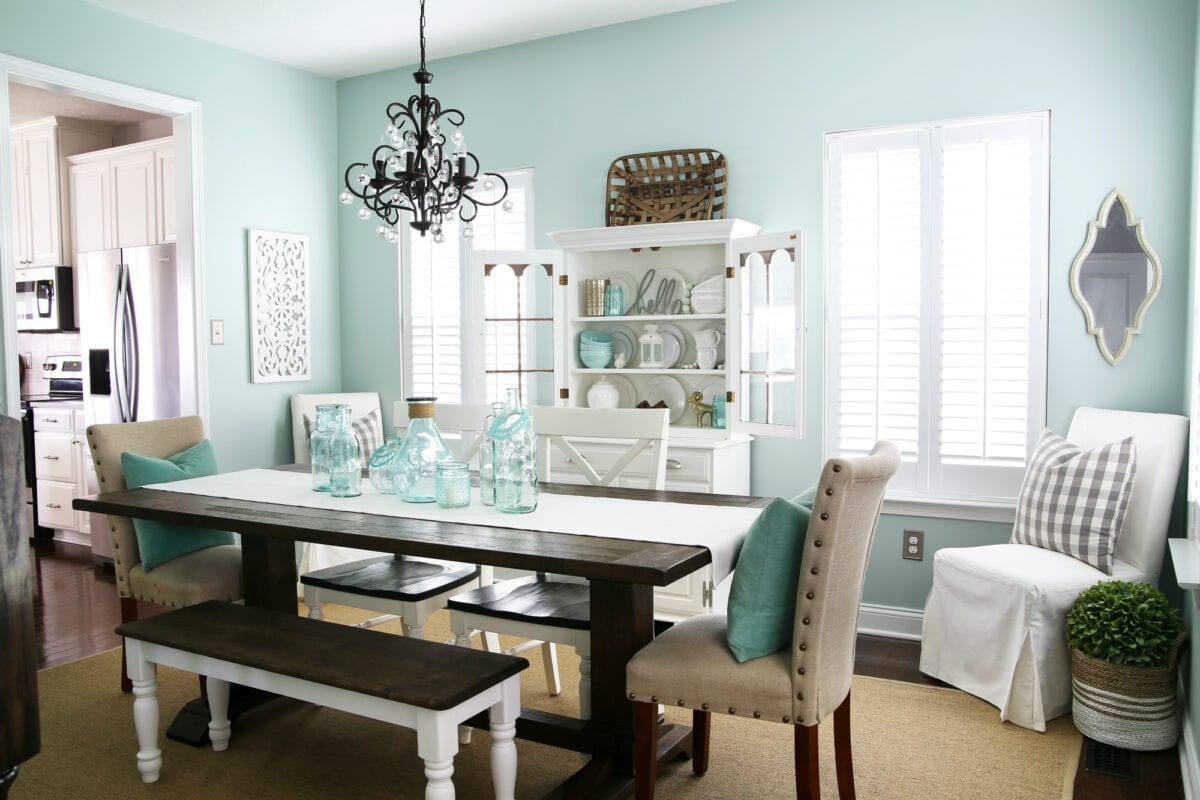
117 601 527 799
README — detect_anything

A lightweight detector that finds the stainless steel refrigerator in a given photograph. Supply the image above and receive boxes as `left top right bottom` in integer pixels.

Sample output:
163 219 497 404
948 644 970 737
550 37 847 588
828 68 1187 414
78 244 181 425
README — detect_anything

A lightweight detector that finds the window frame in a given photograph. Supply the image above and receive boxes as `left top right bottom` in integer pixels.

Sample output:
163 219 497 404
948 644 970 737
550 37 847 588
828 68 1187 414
399 167 536 405
822 111 1049 519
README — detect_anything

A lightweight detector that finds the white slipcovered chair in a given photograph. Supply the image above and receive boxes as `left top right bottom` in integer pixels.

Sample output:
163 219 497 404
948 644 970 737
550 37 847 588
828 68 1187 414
919 407 1187 731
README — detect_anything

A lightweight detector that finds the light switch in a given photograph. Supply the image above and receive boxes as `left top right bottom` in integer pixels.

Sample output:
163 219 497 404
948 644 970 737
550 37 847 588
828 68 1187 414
210 319 225 345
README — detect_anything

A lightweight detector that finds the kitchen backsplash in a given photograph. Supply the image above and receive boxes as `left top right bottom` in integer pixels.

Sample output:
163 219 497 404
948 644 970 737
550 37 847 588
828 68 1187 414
19 331 81 396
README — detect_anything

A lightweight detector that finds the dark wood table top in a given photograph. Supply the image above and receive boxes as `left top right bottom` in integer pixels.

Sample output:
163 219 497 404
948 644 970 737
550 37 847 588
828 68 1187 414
75 470 767 587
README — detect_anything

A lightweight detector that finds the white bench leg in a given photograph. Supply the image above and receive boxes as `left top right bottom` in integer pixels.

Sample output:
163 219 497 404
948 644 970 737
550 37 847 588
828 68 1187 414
126 641 162 783
418 713 459 800
489 677 521 800
450 612 476 746
541 641 562 697
207 676 232 751
303 586 324 620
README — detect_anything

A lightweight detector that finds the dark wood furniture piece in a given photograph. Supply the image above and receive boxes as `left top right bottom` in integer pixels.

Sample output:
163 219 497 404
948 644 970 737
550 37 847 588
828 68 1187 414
76 469 766 799
117 600 528 794
1 416 40 798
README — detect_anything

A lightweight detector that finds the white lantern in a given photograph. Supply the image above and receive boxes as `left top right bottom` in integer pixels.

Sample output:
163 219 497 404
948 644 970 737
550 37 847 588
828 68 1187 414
639 324 665 368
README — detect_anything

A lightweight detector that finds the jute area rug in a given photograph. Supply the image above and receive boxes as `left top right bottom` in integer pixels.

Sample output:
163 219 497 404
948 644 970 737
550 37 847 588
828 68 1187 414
14 604 1080 799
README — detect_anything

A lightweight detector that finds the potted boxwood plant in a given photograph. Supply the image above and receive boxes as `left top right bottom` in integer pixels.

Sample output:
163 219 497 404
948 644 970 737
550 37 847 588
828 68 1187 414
1066 580 1186 750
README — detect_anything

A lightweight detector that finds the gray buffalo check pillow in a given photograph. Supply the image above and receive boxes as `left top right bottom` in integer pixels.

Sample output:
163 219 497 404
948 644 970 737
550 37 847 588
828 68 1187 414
1010 429 1137 574
303 408 385 459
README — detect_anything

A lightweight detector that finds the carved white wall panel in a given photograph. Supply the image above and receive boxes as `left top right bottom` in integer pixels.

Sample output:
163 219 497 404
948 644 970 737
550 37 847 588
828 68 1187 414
248 229 310 383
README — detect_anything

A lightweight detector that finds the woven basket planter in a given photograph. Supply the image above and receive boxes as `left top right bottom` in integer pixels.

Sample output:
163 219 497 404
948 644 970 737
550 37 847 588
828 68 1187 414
1069 635 1185 751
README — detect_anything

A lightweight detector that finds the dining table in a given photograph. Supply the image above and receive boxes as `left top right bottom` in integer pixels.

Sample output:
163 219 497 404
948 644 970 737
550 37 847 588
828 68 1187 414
75 464 766 799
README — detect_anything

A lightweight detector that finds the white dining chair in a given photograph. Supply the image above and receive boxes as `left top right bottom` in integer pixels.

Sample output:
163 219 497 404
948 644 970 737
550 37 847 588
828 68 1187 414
448 406 671 719
298 400 497 641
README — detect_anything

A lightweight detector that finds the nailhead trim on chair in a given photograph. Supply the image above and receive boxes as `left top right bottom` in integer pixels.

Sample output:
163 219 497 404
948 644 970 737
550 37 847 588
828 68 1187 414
753 711 761 718
811 567 819 575
728 707 736 714
628 692 636 699
677 699 685 706
782 716 790 723
702 703 709 710
650 696 658 703
799 643 806 651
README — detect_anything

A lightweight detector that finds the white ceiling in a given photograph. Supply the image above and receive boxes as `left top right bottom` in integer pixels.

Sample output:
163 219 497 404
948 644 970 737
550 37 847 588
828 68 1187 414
80 0 733 80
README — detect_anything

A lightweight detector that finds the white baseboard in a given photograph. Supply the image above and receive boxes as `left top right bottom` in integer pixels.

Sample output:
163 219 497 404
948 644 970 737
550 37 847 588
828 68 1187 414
1180 675 1199 800
857 602 923 641
53 529 91 548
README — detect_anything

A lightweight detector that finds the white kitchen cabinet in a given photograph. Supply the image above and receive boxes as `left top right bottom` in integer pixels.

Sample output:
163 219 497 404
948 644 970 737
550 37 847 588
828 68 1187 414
10 117 113 266
66 136 174 253
31 403 91 544
155 145 176 243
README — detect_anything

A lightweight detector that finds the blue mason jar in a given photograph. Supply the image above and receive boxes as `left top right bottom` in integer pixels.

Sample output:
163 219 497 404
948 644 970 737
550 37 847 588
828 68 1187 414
310 403 342 492
328 404 363 498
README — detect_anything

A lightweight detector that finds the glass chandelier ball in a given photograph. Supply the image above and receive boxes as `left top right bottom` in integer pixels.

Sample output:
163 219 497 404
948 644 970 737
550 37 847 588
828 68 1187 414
386 123 397 138
376 225 387 237
450 129 465 150
502 200 514 213
431 224 442 237
462 226 474 240
356 171 370 186
427 120 440 137
391 190 402 202
339 190 353 205
387 155 400 170
385 230 399 244
433 232 445 244
404 131 418 149
482 178 495 191
357 208 370 220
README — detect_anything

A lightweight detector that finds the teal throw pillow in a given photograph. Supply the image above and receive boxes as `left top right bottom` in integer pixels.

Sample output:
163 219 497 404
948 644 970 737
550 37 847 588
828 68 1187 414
726 495 812 662
121 440 235 571
793 485 819 510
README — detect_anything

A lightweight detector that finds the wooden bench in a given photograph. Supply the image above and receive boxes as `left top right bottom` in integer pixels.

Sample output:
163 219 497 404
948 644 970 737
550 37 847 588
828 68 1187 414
116 601 528 799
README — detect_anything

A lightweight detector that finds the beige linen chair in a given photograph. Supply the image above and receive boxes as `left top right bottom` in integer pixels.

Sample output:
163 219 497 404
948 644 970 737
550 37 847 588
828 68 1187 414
87 416 242 692
449 406 671 719
298 400 494 639
626 441 900 799
919 407 1187 731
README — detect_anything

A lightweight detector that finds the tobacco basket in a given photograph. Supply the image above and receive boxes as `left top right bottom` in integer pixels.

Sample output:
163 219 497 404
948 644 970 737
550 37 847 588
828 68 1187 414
605 149 727 227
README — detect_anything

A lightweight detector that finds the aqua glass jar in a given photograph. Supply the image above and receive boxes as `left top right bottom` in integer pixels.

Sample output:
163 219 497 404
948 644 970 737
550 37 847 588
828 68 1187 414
478 401 504 507
391 398 455 503
435 462 472 508
368 438 405 494
309 403 342 492
328 405 363 498
491 388 538 514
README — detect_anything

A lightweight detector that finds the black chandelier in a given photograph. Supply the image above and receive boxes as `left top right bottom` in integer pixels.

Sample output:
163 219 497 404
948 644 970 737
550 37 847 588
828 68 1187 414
340 0 507 243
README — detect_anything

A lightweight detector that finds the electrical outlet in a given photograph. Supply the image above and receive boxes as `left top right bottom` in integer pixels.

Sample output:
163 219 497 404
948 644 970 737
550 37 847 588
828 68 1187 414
210 319 225 345
903 529 924 561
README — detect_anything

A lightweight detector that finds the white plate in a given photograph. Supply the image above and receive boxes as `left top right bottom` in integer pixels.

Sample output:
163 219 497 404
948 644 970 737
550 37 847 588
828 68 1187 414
602 375 637 409
600 323 638 367
691 378 725 406
640 375 687 424
689 270 726 314
637 267 687 315
604 271 638 315
658 322 689 367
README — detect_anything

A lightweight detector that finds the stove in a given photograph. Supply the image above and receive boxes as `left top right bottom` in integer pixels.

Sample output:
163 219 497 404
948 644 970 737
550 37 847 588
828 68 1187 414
21 355 83 539
38 354 84 401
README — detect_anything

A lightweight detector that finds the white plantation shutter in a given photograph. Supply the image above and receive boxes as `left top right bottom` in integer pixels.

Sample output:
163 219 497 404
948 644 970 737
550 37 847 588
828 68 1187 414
401 169 535 405
826 114 1047 503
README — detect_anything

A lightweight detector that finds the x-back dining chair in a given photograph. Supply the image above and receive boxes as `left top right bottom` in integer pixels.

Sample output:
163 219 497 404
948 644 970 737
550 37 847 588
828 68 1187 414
87 416 243 692
299 400 495 641
448 406 671 719
626 441 900 799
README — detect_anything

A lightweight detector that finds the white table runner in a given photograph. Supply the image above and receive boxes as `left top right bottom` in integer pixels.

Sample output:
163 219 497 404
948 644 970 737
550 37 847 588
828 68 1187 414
147 468 758 582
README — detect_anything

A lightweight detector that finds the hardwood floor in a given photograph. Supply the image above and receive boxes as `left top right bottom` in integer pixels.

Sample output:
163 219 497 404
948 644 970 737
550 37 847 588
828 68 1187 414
31 539 1185 798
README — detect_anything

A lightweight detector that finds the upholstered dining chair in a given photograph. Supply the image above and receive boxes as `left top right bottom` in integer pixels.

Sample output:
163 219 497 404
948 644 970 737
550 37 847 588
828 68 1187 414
87 416 242 692
920 407 1187 731
298 400 495 640
448 406 671 719
625 441 899 800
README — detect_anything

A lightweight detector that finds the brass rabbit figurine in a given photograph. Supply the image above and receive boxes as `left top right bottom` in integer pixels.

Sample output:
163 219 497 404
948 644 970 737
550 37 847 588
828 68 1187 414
688 391 713 428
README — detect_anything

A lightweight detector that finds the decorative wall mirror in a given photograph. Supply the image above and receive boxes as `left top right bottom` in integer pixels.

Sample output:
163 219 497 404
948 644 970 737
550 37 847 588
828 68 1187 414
1069 189 1162 365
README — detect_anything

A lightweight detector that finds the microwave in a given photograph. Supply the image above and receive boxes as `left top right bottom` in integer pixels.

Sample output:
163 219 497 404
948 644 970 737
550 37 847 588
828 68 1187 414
15 266 76 332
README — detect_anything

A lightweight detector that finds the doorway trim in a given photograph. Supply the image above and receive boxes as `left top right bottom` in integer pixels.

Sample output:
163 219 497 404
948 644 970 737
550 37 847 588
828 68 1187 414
0 53 207 422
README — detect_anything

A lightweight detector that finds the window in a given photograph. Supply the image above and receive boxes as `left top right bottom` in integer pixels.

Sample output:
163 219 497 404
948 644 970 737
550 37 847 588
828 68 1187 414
400 169 536 404
824 113 1048 504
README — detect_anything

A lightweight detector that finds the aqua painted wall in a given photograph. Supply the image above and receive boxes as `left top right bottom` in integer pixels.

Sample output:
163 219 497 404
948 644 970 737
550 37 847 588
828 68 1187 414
0 0 341 468
338 0 1197 610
